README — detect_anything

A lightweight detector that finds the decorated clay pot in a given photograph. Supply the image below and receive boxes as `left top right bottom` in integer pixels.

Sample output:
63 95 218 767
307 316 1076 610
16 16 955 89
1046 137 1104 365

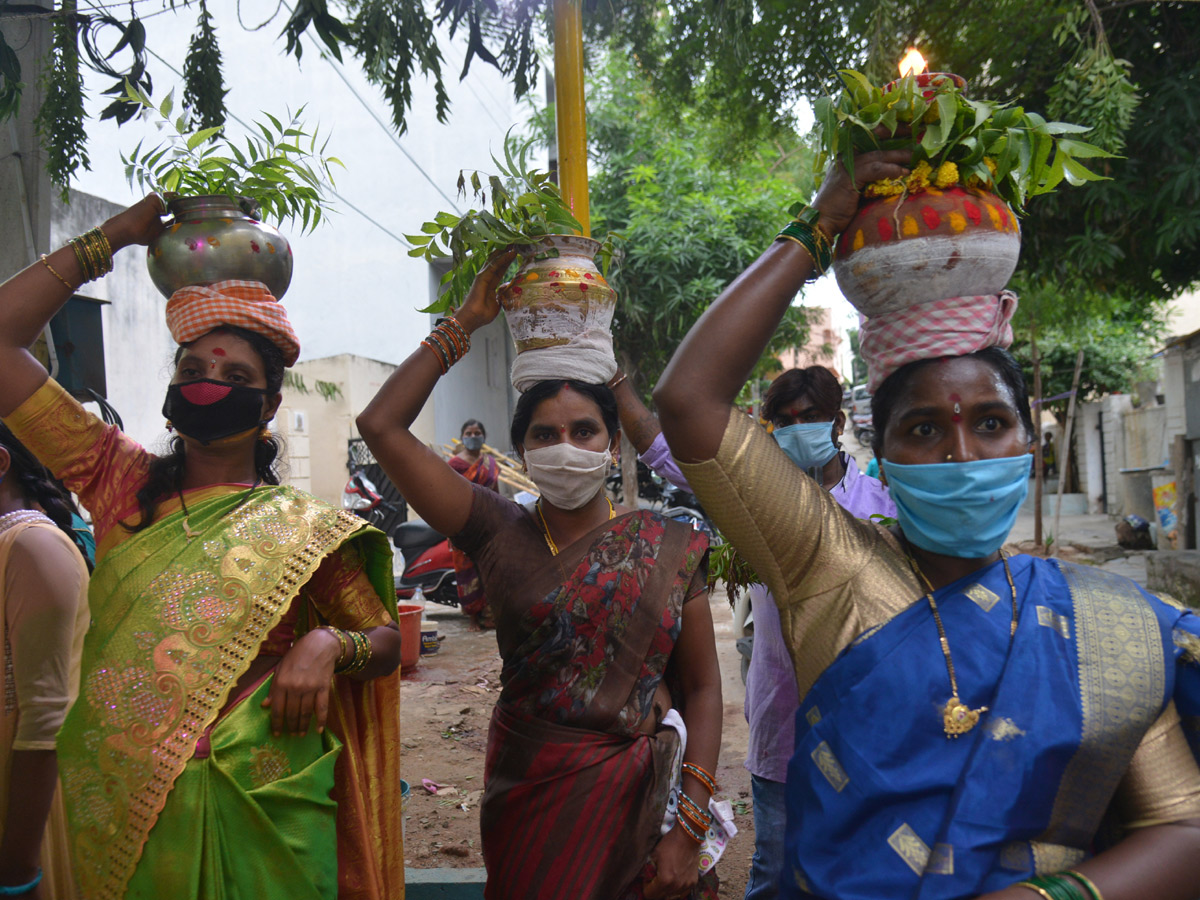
833 187 1020 318
498 235 618 392
147 195 293 300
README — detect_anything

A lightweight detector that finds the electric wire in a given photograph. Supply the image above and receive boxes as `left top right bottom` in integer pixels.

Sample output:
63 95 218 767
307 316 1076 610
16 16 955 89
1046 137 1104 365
138 42 412 247
279 0 464 213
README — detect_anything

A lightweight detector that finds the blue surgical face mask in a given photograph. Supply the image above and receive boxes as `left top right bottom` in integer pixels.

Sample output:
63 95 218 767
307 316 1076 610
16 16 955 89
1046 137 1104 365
881 455 1031 558
773 422 839 470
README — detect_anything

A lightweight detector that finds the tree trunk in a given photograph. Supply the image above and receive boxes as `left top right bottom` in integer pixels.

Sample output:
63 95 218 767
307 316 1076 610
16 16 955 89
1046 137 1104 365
1031 327 1044 549
1051 349 1084 558
620 432 639 508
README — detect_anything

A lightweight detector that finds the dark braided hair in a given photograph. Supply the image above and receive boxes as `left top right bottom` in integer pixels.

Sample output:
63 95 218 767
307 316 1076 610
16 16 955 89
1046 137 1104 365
127 325 286 532
0 421 91 566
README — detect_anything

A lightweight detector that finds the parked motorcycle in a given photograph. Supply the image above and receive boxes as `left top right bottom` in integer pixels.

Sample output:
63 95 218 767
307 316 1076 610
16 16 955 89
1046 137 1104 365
391 520 460 608
851 411 875 447
342 470 460 608
659 482 716 539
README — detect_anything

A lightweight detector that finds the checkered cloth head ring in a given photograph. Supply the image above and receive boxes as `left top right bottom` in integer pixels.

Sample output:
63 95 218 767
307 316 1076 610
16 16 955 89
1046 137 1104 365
165 280 301 367
860 290 1018 393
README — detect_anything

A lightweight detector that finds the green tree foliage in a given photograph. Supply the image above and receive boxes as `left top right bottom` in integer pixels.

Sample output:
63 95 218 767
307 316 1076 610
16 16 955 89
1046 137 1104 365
182 0 227 132
577 52 815 387
33 8 88 200
609 0 1200 303
6 0 1196 315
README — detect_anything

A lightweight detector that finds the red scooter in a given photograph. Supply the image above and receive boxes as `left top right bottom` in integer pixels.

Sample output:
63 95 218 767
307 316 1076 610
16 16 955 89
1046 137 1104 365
392 520 459 608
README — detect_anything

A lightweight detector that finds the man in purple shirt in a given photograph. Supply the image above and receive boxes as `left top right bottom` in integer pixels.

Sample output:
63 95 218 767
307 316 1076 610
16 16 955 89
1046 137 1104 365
611 365 894 900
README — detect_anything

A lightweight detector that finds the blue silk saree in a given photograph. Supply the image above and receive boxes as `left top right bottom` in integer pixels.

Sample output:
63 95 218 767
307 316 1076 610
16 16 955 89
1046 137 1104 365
783 555 1200 900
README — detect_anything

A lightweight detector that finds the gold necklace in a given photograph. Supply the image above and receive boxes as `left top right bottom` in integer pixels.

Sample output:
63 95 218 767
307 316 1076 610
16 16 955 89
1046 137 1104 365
906 550 1019 738
536 497 614 556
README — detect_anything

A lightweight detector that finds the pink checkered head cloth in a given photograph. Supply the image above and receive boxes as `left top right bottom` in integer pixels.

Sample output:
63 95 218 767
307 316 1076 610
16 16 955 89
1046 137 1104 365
165 280 300 366
860 291 1018 393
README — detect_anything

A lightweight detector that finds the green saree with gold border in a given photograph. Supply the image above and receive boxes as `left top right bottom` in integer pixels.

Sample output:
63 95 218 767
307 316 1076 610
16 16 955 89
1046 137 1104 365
57 486 398 900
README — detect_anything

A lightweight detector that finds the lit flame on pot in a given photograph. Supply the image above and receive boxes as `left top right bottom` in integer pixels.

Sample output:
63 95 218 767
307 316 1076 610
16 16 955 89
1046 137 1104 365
899 48 928 77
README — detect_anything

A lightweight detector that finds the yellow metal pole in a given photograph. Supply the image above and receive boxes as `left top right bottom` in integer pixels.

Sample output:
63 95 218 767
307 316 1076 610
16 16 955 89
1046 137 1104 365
553 0 590 236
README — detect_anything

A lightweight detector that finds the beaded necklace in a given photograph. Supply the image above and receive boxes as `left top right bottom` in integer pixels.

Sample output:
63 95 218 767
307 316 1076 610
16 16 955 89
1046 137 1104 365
0 509 54 537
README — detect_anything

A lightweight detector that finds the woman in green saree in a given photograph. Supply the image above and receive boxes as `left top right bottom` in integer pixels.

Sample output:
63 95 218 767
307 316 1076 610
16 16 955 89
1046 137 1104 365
0 196 405 900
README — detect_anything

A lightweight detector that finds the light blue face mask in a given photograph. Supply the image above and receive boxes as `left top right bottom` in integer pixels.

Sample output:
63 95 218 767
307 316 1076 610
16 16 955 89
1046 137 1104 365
773 422 840 471
881 455 1031 558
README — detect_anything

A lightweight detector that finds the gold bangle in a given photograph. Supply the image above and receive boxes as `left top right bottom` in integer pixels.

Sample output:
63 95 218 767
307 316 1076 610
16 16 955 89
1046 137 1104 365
776 232 822 274
39 254 74 290
1015 882 1055 900
321 626 350 672
1065 872 1103 900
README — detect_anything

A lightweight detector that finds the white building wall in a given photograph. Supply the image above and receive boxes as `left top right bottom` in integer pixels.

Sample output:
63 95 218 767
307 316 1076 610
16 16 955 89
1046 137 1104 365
275 354 407 506
1163 349 1187 442
51 191 178 451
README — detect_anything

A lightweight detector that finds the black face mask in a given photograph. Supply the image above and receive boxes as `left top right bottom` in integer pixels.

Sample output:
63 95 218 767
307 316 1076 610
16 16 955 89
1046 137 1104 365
163 379 271 446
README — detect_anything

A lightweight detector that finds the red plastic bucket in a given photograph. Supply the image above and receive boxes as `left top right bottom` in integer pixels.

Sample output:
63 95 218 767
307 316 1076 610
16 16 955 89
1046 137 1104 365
397 604 423 671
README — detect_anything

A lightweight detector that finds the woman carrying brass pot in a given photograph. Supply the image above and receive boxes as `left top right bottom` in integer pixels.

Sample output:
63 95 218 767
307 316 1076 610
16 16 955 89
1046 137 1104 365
0 196 404 900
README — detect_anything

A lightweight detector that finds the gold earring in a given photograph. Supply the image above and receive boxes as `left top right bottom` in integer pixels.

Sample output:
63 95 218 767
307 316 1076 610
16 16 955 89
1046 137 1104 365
260 428 273 443
946 454 953 461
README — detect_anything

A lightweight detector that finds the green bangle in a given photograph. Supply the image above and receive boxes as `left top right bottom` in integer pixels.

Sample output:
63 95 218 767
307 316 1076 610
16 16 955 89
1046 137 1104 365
1065 871 1103 900
1018 874 1087 900
777 221 833 274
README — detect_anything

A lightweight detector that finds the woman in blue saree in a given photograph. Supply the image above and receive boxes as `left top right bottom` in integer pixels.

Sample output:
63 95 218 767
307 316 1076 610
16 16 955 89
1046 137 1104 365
654 147 1200 900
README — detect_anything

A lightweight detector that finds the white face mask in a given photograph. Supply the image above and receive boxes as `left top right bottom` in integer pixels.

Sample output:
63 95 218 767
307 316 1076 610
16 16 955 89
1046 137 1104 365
523 443 612 510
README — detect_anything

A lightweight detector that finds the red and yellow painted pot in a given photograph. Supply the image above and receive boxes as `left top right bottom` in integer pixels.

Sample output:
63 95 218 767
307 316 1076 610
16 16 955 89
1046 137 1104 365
497 235 618 391
833 186 1020 318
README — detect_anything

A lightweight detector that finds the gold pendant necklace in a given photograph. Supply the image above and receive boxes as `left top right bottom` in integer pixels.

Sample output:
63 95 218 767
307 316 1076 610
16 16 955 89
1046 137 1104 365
906 550 1019 738
536 497 614 556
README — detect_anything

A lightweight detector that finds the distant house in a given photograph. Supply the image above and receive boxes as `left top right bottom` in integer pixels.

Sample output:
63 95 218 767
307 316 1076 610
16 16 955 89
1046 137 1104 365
776 306 843 380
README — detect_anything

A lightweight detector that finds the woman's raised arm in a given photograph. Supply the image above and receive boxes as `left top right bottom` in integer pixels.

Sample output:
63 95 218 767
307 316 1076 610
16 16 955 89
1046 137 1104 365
0 195 165 417
356 249 517 539
653 151 910 463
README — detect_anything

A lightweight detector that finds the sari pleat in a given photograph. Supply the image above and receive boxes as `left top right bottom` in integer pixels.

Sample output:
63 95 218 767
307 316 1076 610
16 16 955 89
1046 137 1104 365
125 678 340 900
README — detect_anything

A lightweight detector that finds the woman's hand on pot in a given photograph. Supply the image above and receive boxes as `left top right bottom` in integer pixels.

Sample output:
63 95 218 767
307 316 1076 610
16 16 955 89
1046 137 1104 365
644 826 701 899
455 247 519 334
101 193 168 251
261 627 341 736
812 149 913 240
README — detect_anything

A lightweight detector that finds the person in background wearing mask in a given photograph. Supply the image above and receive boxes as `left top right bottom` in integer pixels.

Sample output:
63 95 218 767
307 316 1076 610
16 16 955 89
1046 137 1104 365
0 196 404 900
0 423 90 899
655 148 1200 900
448 419 500 628
610 363 894 900
357 252 725 900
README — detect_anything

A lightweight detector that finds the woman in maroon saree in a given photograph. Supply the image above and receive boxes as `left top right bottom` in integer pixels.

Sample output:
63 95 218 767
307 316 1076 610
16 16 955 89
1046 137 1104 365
447 419 499 627
358 252 723 900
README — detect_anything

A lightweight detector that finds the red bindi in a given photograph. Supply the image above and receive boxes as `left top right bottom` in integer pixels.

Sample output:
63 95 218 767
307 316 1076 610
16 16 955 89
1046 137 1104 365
212 347 227 356
948 393 961 402
951 414 963 423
